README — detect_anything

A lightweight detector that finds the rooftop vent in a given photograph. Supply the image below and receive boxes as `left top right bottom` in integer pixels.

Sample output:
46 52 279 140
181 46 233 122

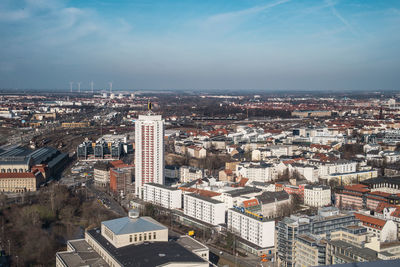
128 209 139 219
158 254 166 257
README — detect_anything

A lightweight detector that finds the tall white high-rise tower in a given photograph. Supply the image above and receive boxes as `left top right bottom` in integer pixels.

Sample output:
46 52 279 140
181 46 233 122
135 106 164 197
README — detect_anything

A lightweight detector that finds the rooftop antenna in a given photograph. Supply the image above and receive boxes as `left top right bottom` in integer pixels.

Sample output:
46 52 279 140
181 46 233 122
109 82 113 94
78 82 81 93
91 81 94 93
69 81 73 93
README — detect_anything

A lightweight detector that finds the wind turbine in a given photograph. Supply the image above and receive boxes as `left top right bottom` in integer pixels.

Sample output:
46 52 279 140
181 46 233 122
78 82 81 93
91 81 94 93
109 82 113 94
69 81 73 93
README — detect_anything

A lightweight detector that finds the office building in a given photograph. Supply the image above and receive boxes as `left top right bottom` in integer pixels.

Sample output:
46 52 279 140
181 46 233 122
275 207 358 267
135 114 164 197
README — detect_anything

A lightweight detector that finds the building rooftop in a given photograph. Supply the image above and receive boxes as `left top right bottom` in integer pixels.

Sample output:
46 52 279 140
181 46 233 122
225 186 262 197
186 193 223 204
87 229 206 266
145 182 179 190
102 216 167 235
56 239 107 267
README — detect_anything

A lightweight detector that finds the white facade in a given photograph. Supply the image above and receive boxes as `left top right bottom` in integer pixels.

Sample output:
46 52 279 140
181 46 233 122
236 162 276 182
227 209 275 248
143 183 182 209
304 186 331 207
311 160 357 177
183 194 225 225
180 166 204 183
93 168 110 187
135 114 164 197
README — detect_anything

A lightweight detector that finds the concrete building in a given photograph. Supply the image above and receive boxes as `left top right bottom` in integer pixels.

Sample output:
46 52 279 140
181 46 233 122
180 166 204 183
109 161 134 196
56 210 208 267
304 185 331 207
135 114 164 198
93 162 111 187
295 234 327 267
183 193 225 226
0 172 42 192
236 162 276 183
227 207 275 255
275 207 358 267
143 183 182 209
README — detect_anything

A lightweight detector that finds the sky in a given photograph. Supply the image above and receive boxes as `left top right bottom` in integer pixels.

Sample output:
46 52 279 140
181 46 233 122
0 0 399 91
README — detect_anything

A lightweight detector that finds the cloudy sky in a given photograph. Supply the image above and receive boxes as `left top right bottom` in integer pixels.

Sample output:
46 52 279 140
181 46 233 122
0 0 399 91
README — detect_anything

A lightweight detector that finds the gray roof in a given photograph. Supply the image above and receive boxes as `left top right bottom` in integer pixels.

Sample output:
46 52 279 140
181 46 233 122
87 229 206 266
102 216 167 235
186 193 223 204
256 191 290 204
225 186 262 197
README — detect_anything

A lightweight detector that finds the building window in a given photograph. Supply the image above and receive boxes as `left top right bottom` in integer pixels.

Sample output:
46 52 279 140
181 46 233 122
154 232 156 239
135 235 137 242
130 235 132 242
139 234 142 241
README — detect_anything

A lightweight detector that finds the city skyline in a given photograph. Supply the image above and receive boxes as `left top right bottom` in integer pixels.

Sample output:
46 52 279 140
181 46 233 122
1 0 399 91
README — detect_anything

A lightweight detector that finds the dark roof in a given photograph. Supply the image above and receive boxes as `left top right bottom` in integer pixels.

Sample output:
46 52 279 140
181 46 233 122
361 176 400 186
186 193 223 204
225 186 262 197
87 229 206 266
256 191 290 204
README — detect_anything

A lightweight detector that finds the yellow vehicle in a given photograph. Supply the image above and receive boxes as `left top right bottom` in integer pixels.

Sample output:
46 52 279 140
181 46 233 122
188 230 195 236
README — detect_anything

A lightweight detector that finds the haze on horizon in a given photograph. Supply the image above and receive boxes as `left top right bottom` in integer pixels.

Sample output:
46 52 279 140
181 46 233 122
0 0 399 91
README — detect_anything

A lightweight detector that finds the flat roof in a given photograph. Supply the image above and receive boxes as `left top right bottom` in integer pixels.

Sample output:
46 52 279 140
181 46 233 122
186 193 223 204
56 239 107 267
87 229 206 266
176 236 208 252
145 182 179 190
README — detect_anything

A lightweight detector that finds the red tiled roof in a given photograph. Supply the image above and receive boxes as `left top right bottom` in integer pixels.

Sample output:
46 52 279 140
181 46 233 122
354 213 386 229
179 187 221 197
0 172 36 179
110 160 132 168
375 202 398 213
343 184 370 193
238 177 249 187
243 199 259 208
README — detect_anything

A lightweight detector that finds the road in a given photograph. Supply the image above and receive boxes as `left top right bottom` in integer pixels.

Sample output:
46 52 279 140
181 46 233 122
86 182 127 217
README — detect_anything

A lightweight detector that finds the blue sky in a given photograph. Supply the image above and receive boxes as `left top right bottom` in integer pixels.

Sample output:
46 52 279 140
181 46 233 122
0 0 399 91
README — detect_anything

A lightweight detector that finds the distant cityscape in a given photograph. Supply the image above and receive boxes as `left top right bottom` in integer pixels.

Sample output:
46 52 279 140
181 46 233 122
1 91 400 266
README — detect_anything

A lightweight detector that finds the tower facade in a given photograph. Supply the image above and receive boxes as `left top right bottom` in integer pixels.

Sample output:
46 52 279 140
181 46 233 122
135 114 164 197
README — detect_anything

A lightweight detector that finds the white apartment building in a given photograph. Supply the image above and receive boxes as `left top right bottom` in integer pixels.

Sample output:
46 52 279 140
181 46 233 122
135 114 164 197
183 194 225 226
291 163 319 182
227 208 275 249
180 166 204 183
304 185 331 207
236 162 276 182
310 160 357 177
143 183 182 209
